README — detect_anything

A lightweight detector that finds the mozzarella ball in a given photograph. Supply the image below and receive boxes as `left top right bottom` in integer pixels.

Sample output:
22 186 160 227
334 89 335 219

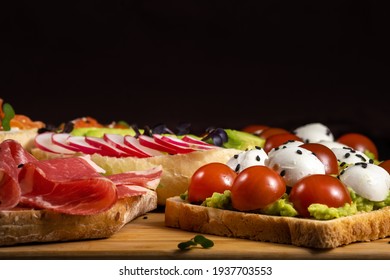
339 163 390 201
332 147 373 165
265 146 326 186
318 140 350 150
227 147 268 173
293 123 334 143
267 140 304 157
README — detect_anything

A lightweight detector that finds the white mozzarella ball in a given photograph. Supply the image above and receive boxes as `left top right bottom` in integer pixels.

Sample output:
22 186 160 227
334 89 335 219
332 147 373 165
226 147 268 173
339 163 390 201
267 140 304 157
265 146 326 186
293 123 334 143
318 140 350 150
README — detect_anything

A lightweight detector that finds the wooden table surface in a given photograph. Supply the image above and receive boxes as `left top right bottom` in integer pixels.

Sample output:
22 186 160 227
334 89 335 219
1 210 390 260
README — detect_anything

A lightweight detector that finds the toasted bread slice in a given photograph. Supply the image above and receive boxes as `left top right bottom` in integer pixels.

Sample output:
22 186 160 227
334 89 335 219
165 196 390 249
0 190 157 247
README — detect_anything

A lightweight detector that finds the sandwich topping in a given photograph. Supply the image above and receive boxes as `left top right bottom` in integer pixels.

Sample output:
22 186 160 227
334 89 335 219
183 122 390 220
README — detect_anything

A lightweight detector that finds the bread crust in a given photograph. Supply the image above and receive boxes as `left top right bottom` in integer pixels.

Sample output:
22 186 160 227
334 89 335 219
0 190 157 247
165 196 390 249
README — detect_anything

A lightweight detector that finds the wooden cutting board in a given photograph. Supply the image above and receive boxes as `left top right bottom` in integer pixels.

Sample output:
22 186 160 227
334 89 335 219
1 210 390 259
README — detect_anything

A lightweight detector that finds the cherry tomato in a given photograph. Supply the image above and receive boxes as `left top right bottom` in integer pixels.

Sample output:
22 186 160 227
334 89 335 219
289 174 351 218
242 124 269 135
379 160 390 174
264 133 302 153
259 127 290 140
231 166 286 211
337 133 378 159
299 143 339 175
188 162 237 204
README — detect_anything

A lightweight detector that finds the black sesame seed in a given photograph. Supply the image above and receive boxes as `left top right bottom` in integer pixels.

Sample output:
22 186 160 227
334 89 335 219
255 146 262 150
305 139 309 143
17 163 24 168
275 147 280 151
355 154 367 162
282 145 287 149
235 164 241 172
340 170 345 175
344 153 350 158
326 129 331 136
280 170 286 176
369 159 374 164
296 149 303 155
361 163 368 168
255 155 261 161
234 154 239 159
340 162 346 167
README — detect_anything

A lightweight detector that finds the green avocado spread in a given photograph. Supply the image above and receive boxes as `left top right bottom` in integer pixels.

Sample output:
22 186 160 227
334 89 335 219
185 188 390 221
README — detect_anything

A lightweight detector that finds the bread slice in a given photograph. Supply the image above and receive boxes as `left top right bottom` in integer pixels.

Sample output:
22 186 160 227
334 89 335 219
0 128 38 152
0 190 157 247
165 196 390 249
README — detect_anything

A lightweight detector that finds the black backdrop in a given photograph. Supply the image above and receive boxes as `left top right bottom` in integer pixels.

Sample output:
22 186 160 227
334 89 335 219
1 1 389 158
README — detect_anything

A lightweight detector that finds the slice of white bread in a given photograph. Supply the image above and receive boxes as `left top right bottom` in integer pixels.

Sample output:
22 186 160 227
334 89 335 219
165 196 390 249
0 128 38 152
32 147 241 206
0 190 157 247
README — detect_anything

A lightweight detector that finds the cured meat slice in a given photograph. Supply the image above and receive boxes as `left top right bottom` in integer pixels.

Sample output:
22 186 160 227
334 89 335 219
107 166 163 190
0 140 37 210
116 185 148 199
18 157 118 215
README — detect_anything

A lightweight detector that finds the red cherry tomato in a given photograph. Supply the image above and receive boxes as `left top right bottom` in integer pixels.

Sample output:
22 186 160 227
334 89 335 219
379 160 390 174
259 127 290 140
188 163 237 204
289 174 351 218
337 133 378 159
231 166 286 211
242 124 269 135
299 143 339 175
264 133 302 153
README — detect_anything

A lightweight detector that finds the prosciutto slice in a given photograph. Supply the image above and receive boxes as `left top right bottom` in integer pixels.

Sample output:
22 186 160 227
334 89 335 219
18 157 117 215
0 140 37 210
107 166 163 190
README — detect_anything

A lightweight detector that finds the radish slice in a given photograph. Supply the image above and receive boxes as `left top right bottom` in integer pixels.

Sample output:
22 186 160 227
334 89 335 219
124 135 165 156
103 134 150 158
153 134 195 154
85 136 128 157
67 136 103 154
165 135 216 150
181 135 214 147
35 132 76 155
51 133 79 152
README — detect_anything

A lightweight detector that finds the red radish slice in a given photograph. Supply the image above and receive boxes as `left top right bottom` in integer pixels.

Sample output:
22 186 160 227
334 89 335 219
181 135 214 147
35 132 76 155
162 135 215 150
137 135 176 154
85 136 129 157
103 134 150 158
68 136 103 154
51 133 79 152
124 135 165 156
153 134 196 154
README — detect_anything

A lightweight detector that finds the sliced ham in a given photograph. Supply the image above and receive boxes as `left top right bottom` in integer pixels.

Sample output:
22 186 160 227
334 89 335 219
107 166 163 190
0 140 37 210
18 157 118 215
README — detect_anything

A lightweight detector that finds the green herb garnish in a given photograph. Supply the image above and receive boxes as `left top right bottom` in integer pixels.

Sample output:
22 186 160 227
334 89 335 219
178 235 214 250
1 103 15 131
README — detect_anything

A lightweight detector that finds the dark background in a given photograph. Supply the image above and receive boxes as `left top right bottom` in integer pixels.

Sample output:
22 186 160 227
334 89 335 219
1 1 389 158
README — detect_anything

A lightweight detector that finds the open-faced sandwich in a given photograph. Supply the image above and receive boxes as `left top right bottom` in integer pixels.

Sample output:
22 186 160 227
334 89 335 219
29 119 263 205
165 123 390 249
0 139 161 246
